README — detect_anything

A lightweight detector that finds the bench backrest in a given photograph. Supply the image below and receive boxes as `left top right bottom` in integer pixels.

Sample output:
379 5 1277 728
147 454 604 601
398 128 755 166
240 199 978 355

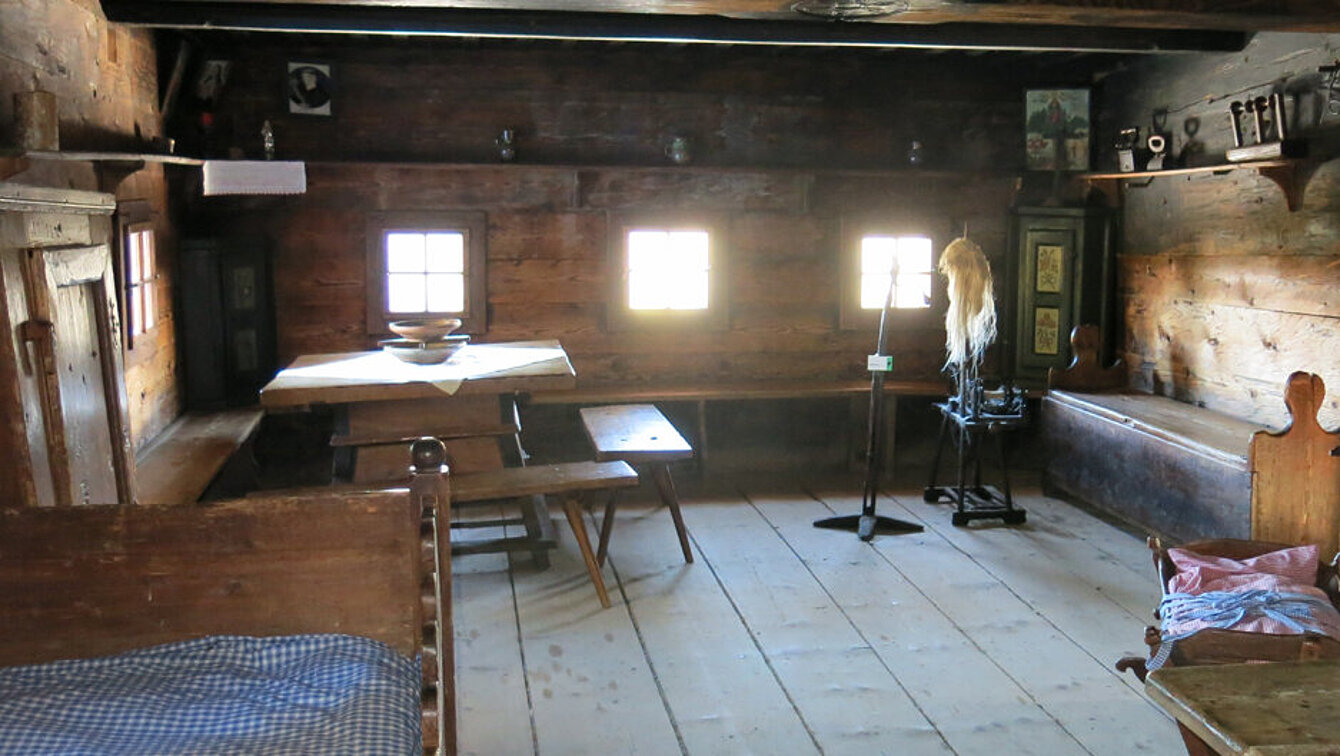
1251 372 1340 558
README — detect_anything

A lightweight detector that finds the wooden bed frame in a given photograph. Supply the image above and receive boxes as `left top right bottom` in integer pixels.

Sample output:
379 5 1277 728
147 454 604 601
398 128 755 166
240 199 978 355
0 438 454 756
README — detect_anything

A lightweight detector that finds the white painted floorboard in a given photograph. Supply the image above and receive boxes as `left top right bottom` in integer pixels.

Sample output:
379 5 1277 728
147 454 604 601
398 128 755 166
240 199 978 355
451 479 1184 755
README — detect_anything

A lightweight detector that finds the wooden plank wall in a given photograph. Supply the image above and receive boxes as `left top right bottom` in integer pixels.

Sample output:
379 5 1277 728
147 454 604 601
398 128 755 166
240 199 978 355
1098 32 1340 429
194 38 1080 389
0 0 179 451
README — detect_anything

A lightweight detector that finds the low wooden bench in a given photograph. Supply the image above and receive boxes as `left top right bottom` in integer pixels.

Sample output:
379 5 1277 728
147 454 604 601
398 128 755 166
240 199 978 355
580 404 695 566
135 407 265 507
260 459 640 608
451 461 639 608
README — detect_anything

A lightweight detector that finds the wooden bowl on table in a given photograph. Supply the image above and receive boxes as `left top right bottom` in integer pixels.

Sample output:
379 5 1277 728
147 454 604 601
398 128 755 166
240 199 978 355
381 335 469 364
388 317 462 343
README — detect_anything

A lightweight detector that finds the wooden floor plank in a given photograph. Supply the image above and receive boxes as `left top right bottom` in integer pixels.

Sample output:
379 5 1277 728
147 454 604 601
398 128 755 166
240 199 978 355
888 490 1162 674
745 489 1092 756
1007 489 1163 585
510 501 681 756
686 495 957 755
453 477 1192 756
452 510 536 756
600 499 816 754
811 491 1181 755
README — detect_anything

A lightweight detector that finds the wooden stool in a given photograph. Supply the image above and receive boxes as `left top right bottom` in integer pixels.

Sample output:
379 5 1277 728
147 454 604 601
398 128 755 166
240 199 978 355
579 404 694 566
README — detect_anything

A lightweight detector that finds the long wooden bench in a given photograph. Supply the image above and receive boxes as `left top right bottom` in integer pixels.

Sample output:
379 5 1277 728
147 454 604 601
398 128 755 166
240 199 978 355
526 379 949 471
135 407 265 507
1040 390 1265 542
259 458 640 608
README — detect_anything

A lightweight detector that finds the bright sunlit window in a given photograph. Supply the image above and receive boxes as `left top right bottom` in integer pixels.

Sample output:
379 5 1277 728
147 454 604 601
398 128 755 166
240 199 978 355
126 227 156 336
859 234 933 310
626 228 711 311
367 211 486 336
385 230 466 314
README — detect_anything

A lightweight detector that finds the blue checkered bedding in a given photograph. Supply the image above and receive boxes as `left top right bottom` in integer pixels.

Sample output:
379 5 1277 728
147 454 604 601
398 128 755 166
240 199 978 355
0 634 422 755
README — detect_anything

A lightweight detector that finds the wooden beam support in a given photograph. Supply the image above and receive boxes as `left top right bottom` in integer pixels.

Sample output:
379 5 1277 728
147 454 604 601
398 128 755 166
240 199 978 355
101 2 1251 53
101 0 1340 33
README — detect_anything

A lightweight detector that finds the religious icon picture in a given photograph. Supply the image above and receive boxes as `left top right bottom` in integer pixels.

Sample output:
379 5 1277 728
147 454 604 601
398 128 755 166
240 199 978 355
1025 88 1089 171
1035 244 1064 293
1033 306 1061 355
287 61 333 116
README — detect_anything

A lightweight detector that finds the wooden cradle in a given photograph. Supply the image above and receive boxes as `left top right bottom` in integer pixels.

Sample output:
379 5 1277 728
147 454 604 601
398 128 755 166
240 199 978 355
0 439 454 755
1115 371 1340 680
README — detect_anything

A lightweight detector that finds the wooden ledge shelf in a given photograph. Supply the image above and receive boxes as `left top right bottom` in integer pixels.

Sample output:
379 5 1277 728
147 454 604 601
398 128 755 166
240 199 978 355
1 149 205 190
1078 157 1324 212
302 159 1019 182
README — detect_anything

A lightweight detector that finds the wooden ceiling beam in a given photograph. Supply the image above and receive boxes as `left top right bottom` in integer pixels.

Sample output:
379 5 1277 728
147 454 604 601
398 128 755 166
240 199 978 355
102 1 1252 53
102 0 1340 33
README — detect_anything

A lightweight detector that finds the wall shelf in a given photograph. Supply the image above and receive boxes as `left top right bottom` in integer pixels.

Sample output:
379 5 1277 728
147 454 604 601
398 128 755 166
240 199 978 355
1 150 204 191
1078 158 1322 212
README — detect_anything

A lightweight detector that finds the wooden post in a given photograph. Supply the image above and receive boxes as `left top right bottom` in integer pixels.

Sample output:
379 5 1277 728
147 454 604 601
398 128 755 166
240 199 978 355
411 437 454 756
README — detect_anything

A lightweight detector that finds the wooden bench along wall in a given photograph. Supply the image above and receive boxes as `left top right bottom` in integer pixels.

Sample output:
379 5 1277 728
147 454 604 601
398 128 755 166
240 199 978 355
1041 389 1263 543
525 378 949 471
1038 325 1283 543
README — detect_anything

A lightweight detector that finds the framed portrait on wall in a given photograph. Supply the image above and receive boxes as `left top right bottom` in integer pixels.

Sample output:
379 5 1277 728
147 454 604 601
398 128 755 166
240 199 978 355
287 61 333 116
1025 88 1089 171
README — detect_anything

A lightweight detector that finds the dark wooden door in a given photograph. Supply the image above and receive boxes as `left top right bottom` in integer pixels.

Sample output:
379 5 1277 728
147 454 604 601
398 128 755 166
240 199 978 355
21 244 134 506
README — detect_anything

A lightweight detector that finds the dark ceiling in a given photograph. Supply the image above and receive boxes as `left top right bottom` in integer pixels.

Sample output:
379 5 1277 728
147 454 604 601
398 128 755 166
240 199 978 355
99 0 1340 54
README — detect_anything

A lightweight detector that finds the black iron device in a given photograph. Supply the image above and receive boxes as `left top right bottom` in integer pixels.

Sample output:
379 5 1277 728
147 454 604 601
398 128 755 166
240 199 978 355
923 370 1028 526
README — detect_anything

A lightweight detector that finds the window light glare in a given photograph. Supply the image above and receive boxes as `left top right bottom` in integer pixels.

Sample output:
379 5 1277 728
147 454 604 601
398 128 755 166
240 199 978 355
626 227 710 311
424 232 465 273
387 273 427 313
386 232 426 272
859 233 933 310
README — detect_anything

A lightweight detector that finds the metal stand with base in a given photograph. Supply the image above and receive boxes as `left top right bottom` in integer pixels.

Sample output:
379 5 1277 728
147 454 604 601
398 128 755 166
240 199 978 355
813 265 923 541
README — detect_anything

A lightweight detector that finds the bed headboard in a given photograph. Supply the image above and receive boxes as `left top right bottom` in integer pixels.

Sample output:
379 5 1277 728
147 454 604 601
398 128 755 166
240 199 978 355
1250 372 1340 559
0 489 423 667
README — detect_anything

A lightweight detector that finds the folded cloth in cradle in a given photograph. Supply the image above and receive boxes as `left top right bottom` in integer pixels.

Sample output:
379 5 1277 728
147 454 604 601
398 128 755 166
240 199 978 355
1146 543 1340 672
0 634 421 756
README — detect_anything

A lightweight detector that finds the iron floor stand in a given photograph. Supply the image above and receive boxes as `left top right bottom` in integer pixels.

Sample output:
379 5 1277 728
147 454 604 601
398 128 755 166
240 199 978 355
923 401 1027 526
813 263 922 541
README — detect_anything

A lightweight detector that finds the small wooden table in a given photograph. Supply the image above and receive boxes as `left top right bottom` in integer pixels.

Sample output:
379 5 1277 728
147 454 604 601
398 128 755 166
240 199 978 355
1145 660 1340 755
260 340 578 565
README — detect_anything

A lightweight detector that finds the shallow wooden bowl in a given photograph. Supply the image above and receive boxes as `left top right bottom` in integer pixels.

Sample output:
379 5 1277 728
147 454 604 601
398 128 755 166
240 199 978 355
381 335 469 365
388 318 462 342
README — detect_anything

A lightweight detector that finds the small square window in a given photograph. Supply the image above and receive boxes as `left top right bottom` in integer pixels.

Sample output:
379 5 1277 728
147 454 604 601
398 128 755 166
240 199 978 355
859 235 933 310
840 217 946 331
626 229 711 311
367 212 486 337
608 215 727 331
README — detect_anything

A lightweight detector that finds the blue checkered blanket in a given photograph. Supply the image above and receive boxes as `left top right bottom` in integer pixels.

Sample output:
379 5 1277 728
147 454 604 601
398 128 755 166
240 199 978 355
0 634 422 755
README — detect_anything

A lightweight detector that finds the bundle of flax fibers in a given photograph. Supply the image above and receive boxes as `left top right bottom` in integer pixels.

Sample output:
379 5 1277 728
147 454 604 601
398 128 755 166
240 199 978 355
938 236 997 370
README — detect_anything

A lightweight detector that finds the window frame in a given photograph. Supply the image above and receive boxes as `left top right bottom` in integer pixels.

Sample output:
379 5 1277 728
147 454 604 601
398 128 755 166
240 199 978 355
365 210 487 337
114 200 158 353
838 215 949 331
606 212 728 332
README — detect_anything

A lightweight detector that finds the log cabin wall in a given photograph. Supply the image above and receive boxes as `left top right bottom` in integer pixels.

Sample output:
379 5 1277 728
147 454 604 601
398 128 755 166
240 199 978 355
0 0 179 452
192 37 1091 393
1097 32 1340 429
